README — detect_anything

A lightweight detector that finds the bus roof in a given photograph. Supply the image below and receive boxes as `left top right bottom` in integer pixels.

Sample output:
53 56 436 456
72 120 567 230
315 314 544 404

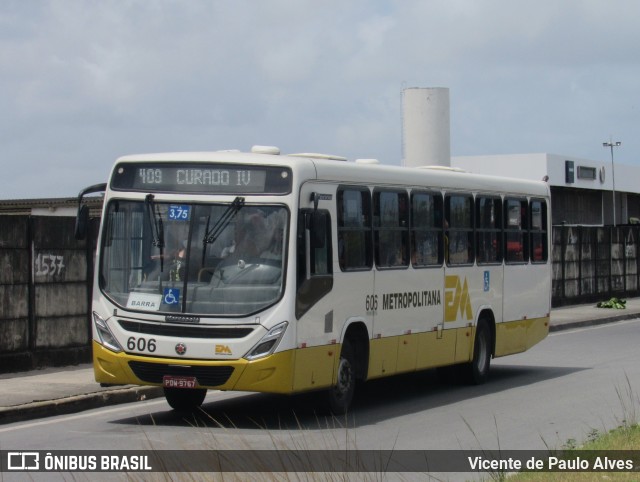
115 150 550 199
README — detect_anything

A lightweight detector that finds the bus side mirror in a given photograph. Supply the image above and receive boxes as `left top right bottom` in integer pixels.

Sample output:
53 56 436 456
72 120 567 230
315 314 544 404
75 204 89 240
74 182 107 241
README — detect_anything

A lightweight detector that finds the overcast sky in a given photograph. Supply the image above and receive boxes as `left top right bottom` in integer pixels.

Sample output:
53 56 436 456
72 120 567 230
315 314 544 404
2 0 639 199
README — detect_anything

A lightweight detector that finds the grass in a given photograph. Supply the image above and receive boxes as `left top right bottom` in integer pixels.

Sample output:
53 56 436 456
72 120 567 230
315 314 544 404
505 374 640 482
507 423 640 482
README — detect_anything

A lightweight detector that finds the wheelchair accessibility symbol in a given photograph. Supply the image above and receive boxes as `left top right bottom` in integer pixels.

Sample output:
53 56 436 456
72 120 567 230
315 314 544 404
163 288 180 305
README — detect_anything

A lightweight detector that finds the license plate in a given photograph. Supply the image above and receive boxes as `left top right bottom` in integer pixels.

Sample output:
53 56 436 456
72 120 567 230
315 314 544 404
162 375 198 389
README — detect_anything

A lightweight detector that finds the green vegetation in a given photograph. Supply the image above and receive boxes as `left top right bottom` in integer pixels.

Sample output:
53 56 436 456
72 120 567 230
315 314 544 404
509 424 640 481
480 375 640 481
596 297 627 309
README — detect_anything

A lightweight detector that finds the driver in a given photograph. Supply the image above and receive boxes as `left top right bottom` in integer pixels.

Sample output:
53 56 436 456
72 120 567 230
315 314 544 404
219 208 286 265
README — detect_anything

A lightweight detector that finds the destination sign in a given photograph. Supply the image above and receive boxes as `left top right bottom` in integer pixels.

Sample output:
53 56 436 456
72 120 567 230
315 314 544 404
111 162 292 194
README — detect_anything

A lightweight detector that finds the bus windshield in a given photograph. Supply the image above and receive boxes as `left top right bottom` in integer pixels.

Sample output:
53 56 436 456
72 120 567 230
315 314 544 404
100 199 288 317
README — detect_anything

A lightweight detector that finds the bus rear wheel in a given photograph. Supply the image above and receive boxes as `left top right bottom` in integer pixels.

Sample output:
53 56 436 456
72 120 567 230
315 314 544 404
327 340 355 415
466 322 492 384
163 387 207 412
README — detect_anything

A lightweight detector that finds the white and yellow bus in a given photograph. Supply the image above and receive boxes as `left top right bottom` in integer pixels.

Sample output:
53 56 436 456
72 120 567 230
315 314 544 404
76 146 551 413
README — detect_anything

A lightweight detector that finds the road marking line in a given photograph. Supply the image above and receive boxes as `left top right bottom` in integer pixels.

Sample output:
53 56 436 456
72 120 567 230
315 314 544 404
0 392 219 434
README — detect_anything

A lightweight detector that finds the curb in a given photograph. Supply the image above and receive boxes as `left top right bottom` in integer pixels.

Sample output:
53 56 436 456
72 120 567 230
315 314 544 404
549 311 640 332
0 386 164 425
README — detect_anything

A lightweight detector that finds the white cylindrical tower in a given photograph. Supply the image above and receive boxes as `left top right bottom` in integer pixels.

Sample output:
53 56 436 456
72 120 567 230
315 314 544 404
402 87 451 168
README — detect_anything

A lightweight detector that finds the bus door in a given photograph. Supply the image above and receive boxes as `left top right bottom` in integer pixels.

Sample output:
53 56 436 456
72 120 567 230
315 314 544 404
292 184 338 391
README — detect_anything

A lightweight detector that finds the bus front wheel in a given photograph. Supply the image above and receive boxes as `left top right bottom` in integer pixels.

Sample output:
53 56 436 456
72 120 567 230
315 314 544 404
327 340 356 415
163 387 207 412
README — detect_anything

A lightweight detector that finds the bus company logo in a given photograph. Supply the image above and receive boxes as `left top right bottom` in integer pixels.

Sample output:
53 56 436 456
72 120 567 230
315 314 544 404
444 275 473 322
215 344 232 355
175 343 187 355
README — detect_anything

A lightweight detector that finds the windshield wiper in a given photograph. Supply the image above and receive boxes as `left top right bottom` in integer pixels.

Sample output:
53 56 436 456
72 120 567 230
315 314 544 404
203 197 245 245
144 194 165 272
201 197 245 265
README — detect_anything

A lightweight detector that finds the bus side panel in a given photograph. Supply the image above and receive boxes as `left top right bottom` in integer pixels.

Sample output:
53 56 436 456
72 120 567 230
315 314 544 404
292 344 338 391
397 334 418 372
293 292 348 391
373 268 444 376
503 263 550 321
500 262 551 354
293 290 344 390
368 336 398 379
494 320 527 356
369 327 481 377
525 316 550 349
494 316 549 357
454 325 475 363
416 330 457 369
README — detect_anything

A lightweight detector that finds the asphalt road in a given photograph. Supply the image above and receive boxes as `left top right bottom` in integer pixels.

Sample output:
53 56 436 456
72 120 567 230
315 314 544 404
2 319 640 472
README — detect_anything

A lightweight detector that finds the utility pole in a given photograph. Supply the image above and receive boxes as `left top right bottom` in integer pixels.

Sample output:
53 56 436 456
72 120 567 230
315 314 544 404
603 139 621 226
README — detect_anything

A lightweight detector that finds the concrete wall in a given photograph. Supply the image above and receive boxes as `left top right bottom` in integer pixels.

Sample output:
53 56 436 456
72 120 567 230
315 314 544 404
0 215 96 372
0 217 29 357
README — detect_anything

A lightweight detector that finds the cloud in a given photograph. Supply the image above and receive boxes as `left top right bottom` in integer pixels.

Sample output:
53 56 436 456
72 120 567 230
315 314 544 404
1 0 640 198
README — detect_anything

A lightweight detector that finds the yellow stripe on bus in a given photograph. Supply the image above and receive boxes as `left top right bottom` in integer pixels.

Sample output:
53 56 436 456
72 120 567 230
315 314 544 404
93 317 548 396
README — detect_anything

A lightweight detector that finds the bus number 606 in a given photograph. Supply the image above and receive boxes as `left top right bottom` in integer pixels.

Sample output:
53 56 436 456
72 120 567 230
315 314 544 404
365 294 378 312
127 337 157 353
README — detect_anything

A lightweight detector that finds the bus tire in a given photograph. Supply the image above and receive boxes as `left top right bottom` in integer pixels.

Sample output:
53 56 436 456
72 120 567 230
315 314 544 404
327 340 356 415
466 322 492 385
163 387 207 412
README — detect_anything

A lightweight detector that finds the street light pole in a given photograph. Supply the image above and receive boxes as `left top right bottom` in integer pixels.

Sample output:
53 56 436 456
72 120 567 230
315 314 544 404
603 139 621 226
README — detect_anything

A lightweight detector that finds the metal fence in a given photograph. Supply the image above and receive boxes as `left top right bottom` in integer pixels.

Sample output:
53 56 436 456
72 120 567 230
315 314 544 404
552 225 640 306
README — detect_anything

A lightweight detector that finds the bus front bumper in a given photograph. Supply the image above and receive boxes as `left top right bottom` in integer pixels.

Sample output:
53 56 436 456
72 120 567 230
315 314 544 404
92 341 295 394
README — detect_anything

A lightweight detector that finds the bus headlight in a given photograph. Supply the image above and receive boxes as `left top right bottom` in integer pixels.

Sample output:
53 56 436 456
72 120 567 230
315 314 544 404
244 321 288 360
93 312 123 353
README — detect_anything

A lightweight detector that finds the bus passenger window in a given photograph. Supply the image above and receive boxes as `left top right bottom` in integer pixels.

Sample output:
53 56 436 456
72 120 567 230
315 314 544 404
476 197 502 264
337 187 372 271
505 198 529 263
445 194 474 265
411 192 443 267
374 190 409 268
530 200 548 262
